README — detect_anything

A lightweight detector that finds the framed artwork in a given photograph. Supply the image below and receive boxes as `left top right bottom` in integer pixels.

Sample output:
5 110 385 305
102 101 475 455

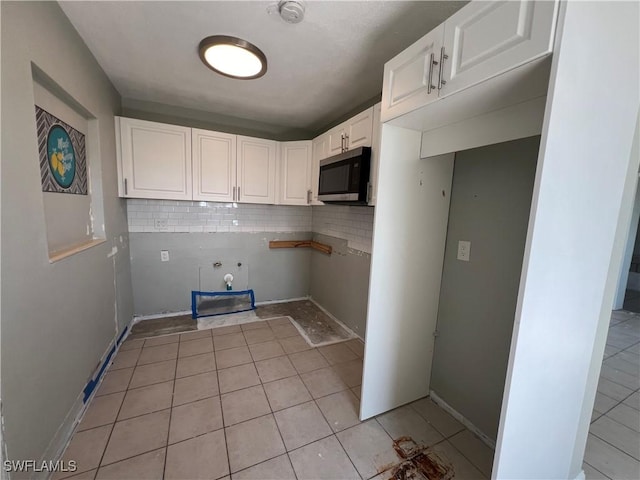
35 105 87 195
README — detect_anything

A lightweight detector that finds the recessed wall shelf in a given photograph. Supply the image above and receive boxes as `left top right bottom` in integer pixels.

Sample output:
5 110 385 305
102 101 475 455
48 238 106 263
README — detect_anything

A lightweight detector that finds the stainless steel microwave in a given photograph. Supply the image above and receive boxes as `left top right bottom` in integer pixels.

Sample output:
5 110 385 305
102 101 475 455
318 146 371 205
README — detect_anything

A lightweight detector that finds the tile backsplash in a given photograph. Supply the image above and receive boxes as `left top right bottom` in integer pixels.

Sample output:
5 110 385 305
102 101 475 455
127 200 375 253
127 199 312 233
312 205 374 254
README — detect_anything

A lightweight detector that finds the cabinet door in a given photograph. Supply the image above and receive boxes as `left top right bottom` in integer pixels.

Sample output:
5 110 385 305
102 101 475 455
237 136 277 204
381 24 444 123
192 129 236 202
346 107 374 150
279 141 312 206
441 0 558 97
368 103 382 206
311 134 327 206
327 125 347 156
118 117 192 200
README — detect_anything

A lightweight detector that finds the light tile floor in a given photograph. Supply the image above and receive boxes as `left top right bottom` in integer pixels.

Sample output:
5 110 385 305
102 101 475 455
583 310 640 480
58 317 492 480
58 309 640 479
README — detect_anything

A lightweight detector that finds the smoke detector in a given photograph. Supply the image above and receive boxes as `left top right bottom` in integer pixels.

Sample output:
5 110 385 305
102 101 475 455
276 1 305 24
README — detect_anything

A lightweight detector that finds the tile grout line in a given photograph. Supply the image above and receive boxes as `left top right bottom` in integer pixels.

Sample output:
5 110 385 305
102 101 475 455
589 404 640 434
586 430 640 464
94 357 176 468
590 411 640 447
583 459 613 480
263 345 307 480
162 339 182 479
89 339 145 477
310 387 364 479
597 369 639 393
220 340 358 476
404 403 490 474
267 370 301 480
214 334 234 480
593 386 639 421
331 422 370 480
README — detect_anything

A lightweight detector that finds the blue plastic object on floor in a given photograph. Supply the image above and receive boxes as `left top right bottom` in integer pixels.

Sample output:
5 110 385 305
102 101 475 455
191 289 256 319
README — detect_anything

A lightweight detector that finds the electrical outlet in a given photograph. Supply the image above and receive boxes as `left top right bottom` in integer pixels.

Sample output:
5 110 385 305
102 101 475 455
160 250 170 262
155 219 169 230
457 241 471 261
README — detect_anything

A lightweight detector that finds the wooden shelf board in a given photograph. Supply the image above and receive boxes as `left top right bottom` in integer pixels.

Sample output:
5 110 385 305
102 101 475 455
268 240 332 255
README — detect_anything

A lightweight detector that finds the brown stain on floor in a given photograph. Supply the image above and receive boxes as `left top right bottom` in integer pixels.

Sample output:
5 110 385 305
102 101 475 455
379 436 454 480
128 300 350 344
128 314 195 339
257 300 352 345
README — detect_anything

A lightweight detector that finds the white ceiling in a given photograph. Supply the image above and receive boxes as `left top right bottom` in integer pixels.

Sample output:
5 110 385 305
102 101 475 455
59 1 467 137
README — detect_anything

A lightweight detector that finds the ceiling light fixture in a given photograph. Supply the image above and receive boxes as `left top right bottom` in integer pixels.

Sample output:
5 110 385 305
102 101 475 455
198 35 267 79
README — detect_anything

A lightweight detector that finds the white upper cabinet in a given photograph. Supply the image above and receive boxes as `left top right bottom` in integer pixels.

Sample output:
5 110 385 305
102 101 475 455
346 107 374 150
237 136 277 204
311 133 328 205
381 24 444 123
117 117 192 200
327 106 375 154
327 125 347 156
381 0 558 122
192 129 236 202
440 0 558 97
279 141 312 205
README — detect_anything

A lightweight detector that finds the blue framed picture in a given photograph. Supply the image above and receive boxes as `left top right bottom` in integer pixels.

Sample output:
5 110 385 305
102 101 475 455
35 106 87 195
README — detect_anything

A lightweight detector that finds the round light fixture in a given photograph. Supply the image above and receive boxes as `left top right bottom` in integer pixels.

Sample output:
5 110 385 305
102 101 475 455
198 35 267 79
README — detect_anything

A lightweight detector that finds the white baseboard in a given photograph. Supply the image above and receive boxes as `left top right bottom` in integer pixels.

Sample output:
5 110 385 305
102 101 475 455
429 390 496 450
573 469 586 480
132 310 192 323
255 296 309 306
37 321 134 479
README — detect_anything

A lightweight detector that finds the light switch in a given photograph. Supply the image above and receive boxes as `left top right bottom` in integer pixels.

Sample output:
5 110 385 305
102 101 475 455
160 250 170 262
457 241 471 261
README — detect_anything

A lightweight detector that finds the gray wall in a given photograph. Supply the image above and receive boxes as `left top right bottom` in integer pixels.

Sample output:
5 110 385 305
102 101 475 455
130 232 312 316
1 1 132 463
310 234 371 338
430 136 540 441
122 98 314 142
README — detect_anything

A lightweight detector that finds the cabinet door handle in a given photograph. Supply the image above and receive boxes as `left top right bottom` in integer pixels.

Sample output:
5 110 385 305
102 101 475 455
307 190 312 204
340 133 345 152
233 186 236 201
427 52 437 94
237 186 240 201
344 134 349 151
366 182 372 204
124 178 128 196
438 46 448 90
